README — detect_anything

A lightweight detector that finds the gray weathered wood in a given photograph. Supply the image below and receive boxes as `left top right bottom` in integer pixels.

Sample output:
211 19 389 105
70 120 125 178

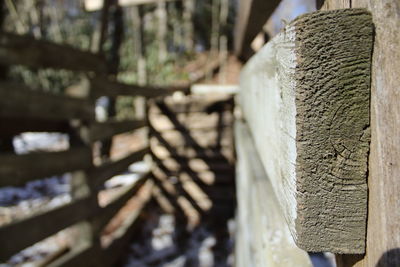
91 146 149 188
0 82 95 121
90 76 188 98
235 120 311 267
0 32 106 73
234 0 281 61
321 1 400 266
0 197 93 261
85 119 146 142
0 147 92 187
239 9 373 253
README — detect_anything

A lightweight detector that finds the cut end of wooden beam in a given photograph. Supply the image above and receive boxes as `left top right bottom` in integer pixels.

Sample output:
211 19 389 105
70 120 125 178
239 8 373 253
293 8 372 253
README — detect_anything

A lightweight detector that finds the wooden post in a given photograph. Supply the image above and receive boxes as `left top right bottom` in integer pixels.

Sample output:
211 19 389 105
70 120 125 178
239 9 373 253
320 1 400 266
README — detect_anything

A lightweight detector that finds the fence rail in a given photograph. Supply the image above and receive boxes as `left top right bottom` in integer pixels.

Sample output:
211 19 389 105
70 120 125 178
0 30 176 265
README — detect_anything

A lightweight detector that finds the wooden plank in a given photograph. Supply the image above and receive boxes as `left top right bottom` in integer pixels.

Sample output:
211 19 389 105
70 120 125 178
0 197 93 261
150 95 234 114
91 146 149 188
95 172 150 231
0 32 106 73
47 244 99 267
90 76 188 98
320 1 400 266
235 120 311 267
0 82 95 121
0 147 92 187
239 9 373 253
100 183 153 266
0 117 69 136
234 0 281 61
86 119 146 142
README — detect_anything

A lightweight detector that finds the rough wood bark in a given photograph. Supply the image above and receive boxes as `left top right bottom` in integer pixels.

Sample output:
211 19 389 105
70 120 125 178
239 9 373 253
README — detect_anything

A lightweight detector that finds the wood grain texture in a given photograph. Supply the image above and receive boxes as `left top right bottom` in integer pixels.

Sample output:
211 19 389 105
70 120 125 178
235 120 311 267
0 147 92 187
0 82 95 121
239 9 373 253
321 1 400 266
0 32 106 73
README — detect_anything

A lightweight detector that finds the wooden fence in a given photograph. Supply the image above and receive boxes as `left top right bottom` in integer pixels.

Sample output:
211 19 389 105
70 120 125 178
0 31 183 266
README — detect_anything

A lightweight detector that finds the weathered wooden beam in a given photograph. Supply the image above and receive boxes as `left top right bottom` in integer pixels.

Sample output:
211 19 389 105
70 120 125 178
0 82 95 121
90 146 149 188
90 76 188 98
234 0 281 61
0 32 106 73
0 147 92 187
0 197 93 261
239 9 373 253
0 117 69 136
84 119 146 142
235 120 311 267
321 1 400 266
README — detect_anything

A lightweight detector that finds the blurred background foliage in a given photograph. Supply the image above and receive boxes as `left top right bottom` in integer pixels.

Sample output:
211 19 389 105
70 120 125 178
2 0 236 119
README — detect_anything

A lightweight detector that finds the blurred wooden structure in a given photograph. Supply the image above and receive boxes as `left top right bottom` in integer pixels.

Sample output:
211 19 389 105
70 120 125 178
1 0 399 266
0 11 235 266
